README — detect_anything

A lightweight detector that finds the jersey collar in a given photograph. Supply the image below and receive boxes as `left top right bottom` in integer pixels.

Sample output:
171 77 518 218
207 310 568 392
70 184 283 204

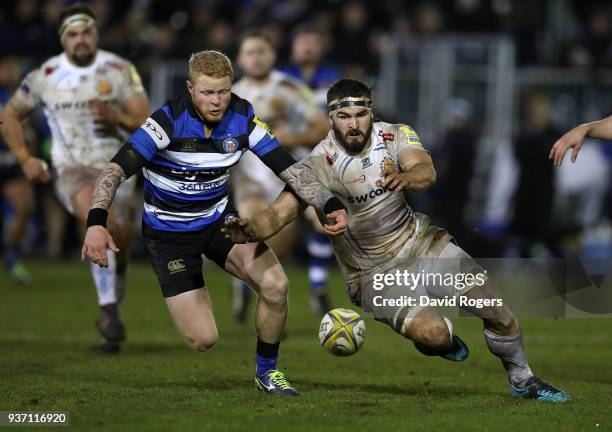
59 51 98 74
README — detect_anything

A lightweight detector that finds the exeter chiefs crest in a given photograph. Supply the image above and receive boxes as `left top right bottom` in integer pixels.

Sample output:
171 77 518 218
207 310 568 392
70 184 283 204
380 156 396 174
223 135 239 153
96 79 113 95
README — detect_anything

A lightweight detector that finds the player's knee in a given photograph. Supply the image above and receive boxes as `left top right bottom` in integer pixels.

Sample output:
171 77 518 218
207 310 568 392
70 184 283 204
411 320 452 350
187 330 218 352
259 274 288 307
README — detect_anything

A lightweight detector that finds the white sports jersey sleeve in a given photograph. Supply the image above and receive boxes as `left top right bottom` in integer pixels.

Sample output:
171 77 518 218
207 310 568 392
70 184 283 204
117 61 146 101
14 68 44 115
391 123 428 157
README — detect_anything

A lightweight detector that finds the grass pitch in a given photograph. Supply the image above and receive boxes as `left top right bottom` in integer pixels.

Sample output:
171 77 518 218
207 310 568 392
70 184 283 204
1 261 611 431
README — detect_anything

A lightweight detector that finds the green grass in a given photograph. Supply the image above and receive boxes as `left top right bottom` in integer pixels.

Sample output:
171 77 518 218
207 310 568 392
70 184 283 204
1 261 611 431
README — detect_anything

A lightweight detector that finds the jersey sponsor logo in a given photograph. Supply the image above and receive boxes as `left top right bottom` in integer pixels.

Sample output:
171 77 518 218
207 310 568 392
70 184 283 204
253 116 275 138
167 259 186 274
105 61 125 71
178 180 226 191
378 130 395 141
223 136 239 153
96 79 113 95
170 168 226 177
343 175 366 185
326 152 338 166
180 141 197 152
399 124 421 144
380 156 397 174
346 186 389 204
361 157 372 169
142 117 170 148
52 99 119 111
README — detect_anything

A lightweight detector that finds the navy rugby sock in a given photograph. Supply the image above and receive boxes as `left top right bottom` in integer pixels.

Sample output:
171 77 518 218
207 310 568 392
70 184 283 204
256 339 279 376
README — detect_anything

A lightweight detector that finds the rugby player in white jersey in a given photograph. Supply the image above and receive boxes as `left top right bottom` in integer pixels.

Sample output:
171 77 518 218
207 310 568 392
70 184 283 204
0 4 149 353
231 30 331 320
224 78 571 402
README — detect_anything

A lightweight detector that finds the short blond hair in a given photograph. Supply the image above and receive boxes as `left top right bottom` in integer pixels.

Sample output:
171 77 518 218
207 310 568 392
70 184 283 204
188 50 233 81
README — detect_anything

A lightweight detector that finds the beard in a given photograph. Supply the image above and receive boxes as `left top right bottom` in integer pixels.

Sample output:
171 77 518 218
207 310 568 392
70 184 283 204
333 122 373 154
69 44 95 66
249 68 271 81
200 106 228 124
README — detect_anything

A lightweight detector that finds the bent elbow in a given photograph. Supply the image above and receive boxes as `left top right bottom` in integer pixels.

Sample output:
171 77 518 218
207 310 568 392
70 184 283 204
429 168 437 187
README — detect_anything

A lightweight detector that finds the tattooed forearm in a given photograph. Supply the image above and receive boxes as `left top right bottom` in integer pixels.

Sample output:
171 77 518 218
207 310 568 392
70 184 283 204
91 162 127 210
279 163 333 210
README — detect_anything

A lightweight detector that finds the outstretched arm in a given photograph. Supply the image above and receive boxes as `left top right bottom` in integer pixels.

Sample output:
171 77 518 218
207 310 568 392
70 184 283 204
91 163 127 210
80 162 127 267
278 161 341 210
550 116 612 166
81 143 148 267
223 189 348 243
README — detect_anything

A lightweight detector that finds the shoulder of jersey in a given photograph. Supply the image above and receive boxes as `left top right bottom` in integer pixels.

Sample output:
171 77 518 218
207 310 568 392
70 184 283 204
273 70 311 94
373 121 407 144
313 131 335 155
375 121 397 132
232 77 247 91
37 55 62 77
228 92 252 117
379 121 418 136
97 50 132 71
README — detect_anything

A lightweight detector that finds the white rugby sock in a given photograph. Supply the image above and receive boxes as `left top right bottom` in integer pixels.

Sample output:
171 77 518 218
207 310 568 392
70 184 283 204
484 328 534 387
90 250 117 306
442 316 454 338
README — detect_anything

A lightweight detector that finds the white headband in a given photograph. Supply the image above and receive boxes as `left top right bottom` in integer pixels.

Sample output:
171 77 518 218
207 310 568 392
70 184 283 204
59 13 96 39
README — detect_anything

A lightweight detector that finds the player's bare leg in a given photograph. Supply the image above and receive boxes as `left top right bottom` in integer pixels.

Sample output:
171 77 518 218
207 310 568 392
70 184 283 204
225 242 298 396
458 280 571 402
395 306 470 361
226 242 288 341
73 183 133 353
232 197 297 323
2 178 34 284
165 288 218 352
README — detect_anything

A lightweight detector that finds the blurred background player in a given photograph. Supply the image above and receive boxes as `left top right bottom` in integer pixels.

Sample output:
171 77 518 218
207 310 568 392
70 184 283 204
280 26 342 107
281 26 343 316
512 92 562 257
0 4 149 352
0 55 34 284
231 30 331 320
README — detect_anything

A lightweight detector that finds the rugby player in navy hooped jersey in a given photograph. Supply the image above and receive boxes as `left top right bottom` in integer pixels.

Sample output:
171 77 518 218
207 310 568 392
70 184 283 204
224 78 571 403
81 50 348 397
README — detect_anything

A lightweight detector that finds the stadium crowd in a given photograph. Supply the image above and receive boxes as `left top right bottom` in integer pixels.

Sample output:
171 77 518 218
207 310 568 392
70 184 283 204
1 0 612 277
